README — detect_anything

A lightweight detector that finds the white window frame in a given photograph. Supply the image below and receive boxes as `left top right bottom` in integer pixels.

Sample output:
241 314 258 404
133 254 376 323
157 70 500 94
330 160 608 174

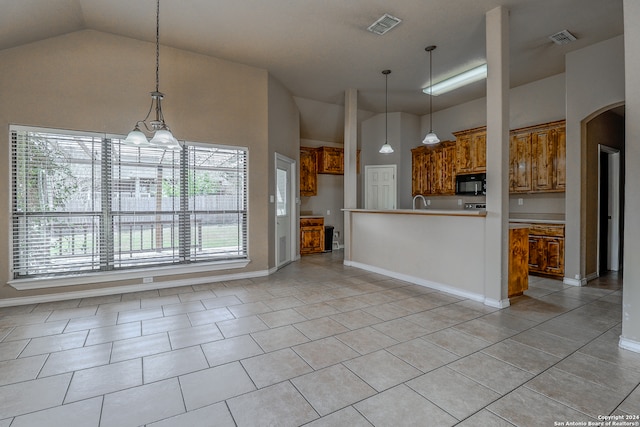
9 125 250 289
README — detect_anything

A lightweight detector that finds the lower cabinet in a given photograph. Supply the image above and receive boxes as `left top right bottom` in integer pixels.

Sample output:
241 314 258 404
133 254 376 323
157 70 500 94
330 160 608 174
527 224 565 278
300 217 324 255
508 226 529 297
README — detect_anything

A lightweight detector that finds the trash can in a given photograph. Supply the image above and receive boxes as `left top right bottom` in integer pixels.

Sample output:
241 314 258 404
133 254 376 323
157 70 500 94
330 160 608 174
324 225 334 252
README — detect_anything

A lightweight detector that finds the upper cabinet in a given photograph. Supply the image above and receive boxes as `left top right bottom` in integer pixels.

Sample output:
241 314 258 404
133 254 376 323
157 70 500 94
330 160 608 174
300 147 318 196
453 127 486 174
509 130 533 192
411 141 456 196
317 147 344 174
411 146 430 196
300 146 360 197
510 120 566 194
411 120 565 197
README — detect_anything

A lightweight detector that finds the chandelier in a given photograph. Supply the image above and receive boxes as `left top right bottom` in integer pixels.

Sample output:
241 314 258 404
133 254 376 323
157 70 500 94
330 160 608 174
124 0 180 150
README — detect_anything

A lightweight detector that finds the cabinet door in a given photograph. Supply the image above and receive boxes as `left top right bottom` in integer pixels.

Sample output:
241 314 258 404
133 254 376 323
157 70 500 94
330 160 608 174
300 225 324 254
455 135 473 174
510 132 532 192
300 147 317 196
411 148 424 196
430 148 443 194
532 129 555 192
542 236 564 276
528 236 544 274
318 147 344 174
554 126 566 190
472 131 487 172
441 143 457 194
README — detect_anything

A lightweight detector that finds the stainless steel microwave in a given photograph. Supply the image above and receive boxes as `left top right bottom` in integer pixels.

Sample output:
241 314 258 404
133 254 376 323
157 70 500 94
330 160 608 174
455 173 486 196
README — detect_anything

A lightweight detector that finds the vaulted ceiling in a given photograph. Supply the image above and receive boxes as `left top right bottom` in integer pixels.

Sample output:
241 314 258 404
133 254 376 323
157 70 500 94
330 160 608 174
1 1 623 116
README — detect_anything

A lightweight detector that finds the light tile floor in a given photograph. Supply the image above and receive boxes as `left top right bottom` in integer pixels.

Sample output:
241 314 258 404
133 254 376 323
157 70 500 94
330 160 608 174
0 250 638 426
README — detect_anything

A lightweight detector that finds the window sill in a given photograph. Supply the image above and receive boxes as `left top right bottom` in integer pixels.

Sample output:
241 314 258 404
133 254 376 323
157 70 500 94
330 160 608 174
8 259 250 291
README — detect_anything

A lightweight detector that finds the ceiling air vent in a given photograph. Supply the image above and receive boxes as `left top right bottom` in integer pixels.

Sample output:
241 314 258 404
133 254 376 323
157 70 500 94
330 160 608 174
367 13 402 35
549 29 577 45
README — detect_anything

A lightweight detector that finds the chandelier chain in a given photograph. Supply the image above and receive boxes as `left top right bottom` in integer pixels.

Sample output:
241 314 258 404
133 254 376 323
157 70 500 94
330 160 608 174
155 0 160 93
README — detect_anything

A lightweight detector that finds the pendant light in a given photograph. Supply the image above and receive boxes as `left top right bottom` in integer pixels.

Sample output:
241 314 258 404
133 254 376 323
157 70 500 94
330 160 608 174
124 0 180 150
422 45 440 145
379 69 394 154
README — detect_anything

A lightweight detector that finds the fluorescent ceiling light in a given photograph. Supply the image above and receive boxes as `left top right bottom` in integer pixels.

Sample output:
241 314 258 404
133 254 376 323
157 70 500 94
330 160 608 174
422 63 487 96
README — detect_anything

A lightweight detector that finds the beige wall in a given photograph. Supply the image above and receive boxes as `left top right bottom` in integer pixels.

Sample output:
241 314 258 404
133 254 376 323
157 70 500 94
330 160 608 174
349 212 487 300
0 30 285 300
300 139 344 246
565 35 625 282
622 0 640 348
268 75 301 263
585 111 625 276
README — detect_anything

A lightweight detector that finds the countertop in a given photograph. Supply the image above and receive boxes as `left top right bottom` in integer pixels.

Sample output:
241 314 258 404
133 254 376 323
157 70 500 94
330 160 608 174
509 213 565 224
342 208 487 217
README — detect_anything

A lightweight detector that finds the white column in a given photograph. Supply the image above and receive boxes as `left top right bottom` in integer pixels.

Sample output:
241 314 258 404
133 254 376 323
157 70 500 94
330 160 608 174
343 88 358 262
484 6 510 307
620 0 640 353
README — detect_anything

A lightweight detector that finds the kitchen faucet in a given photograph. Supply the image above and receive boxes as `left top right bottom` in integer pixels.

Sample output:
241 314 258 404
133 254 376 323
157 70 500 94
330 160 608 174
412 194 427 210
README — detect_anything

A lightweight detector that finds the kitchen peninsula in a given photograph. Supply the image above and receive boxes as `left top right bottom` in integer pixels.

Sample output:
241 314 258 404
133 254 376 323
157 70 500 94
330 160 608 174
342 208 500 306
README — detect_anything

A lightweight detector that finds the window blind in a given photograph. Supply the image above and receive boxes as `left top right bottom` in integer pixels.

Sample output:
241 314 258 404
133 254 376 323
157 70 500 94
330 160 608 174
11 126 248 279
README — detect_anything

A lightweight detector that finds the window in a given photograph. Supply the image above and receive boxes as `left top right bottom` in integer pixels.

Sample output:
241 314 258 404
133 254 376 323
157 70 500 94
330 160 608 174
11 126 247 279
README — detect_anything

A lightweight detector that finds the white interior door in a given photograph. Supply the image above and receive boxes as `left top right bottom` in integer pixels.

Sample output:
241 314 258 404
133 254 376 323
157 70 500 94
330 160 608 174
607 150 620 271
364 165 397 210
276 154 296 268
597 145 621 274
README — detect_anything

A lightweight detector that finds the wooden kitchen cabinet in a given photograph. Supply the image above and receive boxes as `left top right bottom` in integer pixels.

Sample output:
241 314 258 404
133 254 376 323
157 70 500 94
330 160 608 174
411 146 429 196
300 217 324 255
317 147 344 174
509 130 533 192
527 223 565 278
300 147 318 196
453 126 486 174
431 141 457 195
509 226 530 297
510 120 566 194
411 141 455 196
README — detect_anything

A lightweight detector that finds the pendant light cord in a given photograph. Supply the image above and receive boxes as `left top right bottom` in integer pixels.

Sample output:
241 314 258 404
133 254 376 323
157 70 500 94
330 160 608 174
385 72 388 143
429 48 433 132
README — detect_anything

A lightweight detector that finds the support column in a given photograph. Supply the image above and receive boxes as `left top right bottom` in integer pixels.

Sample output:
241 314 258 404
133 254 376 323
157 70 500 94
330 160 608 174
343 88 358 263
484 6 510 307
621 0 640 352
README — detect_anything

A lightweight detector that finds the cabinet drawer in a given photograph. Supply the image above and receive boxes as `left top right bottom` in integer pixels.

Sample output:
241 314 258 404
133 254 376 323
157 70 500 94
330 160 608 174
529 224 564 237
300 218 324 227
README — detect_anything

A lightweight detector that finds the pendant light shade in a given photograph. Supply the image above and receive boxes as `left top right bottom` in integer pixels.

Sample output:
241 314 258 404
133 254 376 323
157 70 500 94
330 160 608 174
379 69 394 154
422 45 440 145
124 0 181 150
123 125 149 146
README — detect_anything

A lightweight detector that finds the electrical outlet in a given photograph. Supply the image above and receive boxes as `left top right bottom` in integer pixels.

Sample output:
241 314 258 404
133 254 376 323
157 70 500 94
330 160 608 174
427 199 431 206
458 199 462 206
518 198 524 206
327 210 331 215
143 277 153 284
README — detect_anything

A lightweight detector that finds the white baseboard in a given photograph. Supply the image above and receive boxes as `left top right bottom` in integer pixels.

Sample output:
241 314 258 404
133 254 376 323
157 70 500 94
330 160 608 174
563 276 588 286
484 297 511 309
0 269 271 308
346 260 504 308
619 336 640 354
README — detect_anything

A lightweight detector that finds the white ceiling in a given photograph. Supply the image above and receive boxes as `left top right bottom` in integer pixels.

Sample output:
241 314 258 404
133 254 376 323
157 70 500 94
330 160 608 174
0 0 623 116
